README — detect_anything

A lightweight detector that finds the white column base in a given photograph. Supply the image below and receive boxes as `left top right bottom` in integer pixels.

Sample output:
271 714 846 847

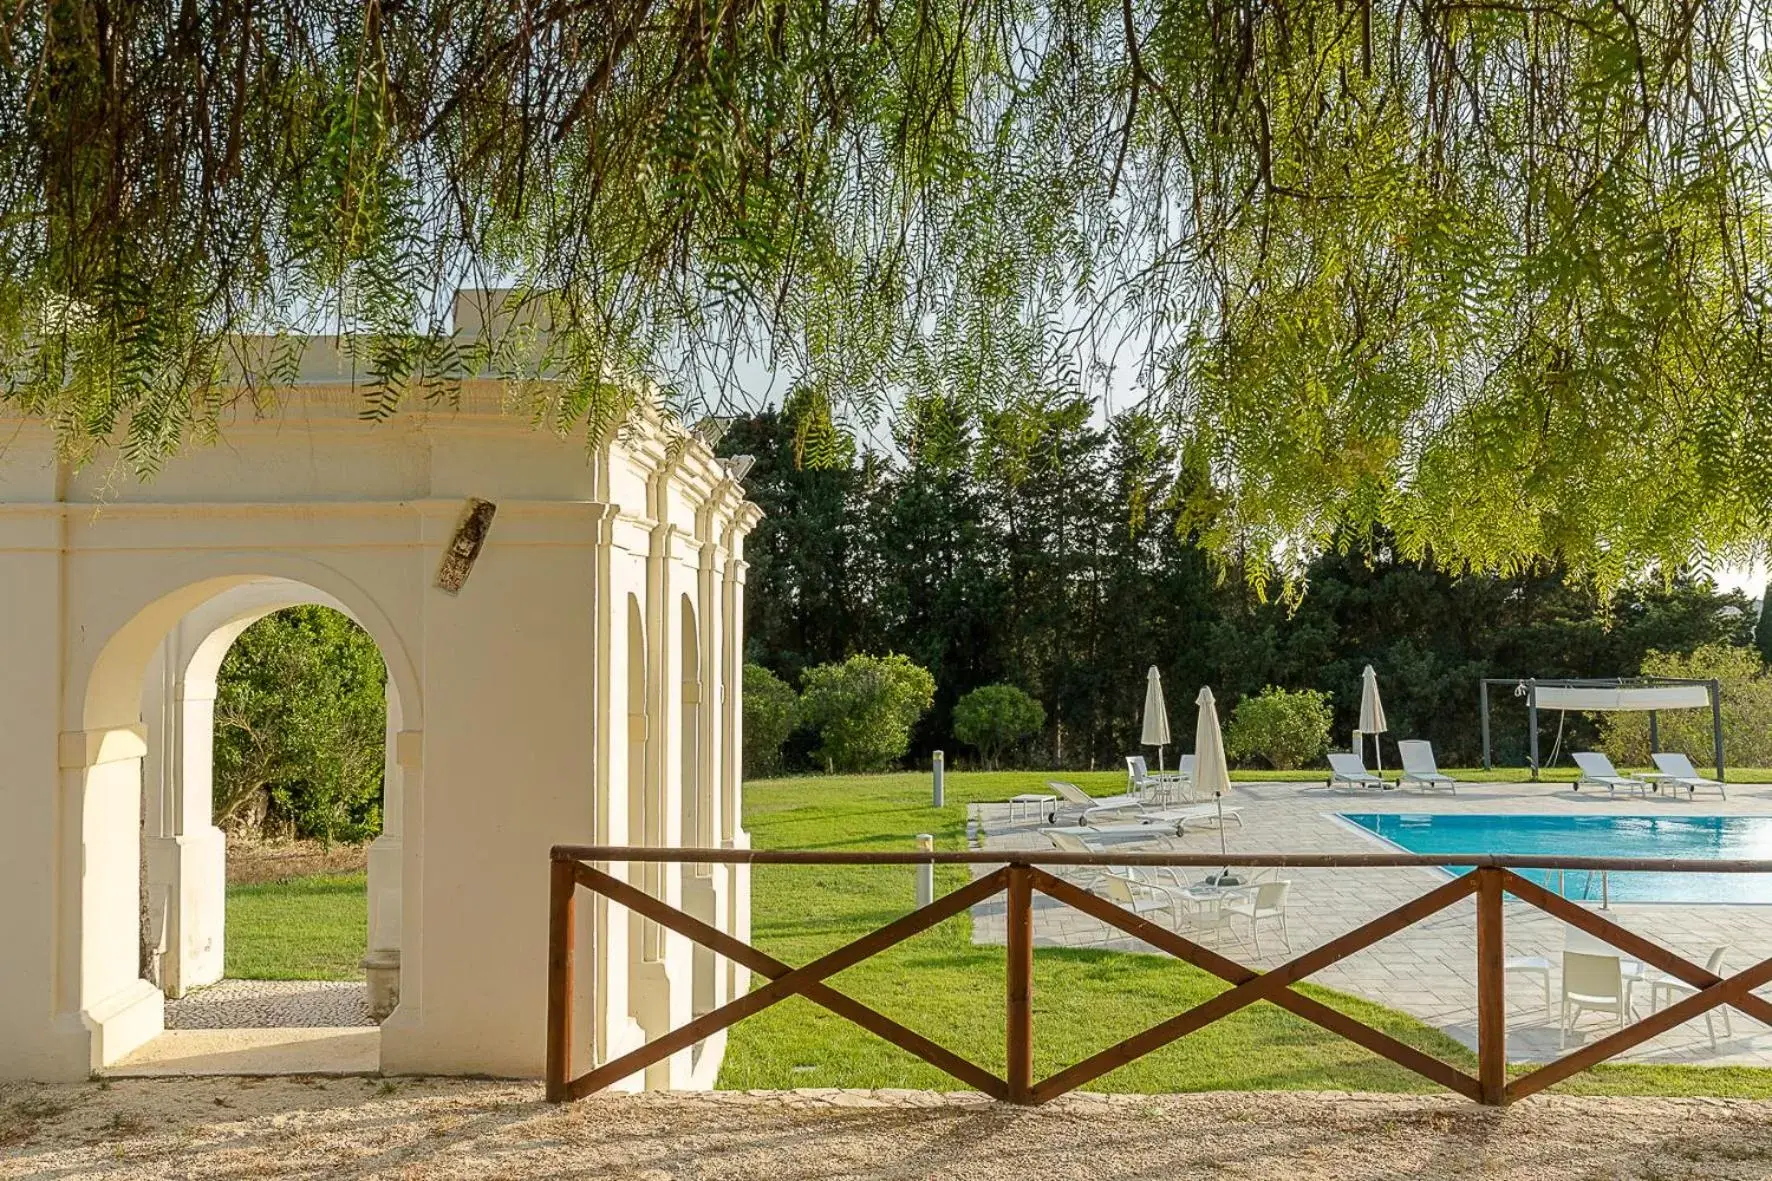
143 827 227 998
686 1029 726 1090
629 958 698 1089
361 949 401 1022
84 978 166 1070
598 1017 651 1093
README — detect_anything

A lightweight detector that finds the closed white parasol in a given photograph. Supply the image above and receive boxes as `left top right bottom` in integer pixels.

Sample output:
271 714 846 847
1194 685 1234 866
1359 664 1388 775
1141 665 1172 774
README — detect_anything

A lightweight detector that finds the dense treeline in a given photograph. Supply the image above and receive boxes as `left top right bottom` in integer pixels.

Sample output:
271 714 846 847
723 397 1757 770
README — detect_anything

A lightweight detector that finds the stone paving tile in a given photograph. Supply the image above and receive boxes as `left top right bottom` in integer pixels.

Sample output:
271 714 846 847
164 979 374 1029
969 779 1772 1066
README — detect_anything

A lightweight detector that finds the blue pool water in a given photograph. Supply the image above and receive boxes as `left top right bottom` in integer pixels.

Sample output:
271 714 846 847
1339 813 1772 904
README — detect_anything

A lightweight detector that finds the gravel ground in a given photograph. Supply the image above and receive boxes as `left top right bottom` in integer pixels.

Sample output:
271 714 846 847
6 1081 1772 1179
165 980 375 1029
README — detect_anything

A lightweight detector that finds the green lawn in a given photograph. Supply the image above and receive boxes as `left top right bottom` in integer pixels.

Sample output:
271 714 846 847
717 769 1772 1097
225 872 368 981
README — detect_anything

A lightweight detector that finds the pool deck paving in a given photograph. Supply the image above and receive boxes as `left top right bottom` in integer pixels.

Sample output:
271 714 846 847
970 779 1772 1066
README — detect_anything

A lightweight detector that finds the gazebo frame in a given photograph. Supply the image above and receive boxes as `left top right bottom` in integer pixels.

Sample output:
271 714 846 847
1479 676 1724 781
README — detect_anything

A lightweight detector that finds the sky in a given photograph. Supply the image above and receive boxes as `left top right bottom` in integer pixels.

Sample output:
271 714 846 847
1719 563 1766 600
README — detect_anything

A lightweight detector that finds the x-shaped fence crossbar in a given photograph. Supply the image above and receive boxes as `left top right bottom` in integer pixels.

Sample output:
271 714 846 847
545 847 1772 1106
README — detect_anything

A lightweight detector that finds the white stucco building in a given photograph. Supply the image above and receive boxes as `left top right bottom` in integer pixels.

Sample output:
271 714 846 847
0 311 761 1086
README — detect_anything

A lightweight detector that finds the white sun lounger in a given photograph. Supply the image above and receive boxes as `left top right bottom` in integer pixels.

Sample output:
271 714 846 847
1572 751 1650 796
1397 740 1457 793
1044 823 1167 843
1650 752 1727 799
1327 752 1385 791
1047 779 1148 825
1141 804 1244 834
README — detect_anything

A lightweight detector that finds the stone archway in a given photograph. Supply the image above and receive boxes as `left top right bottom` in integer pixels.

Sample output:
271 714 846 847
49 563 421 1071
139 579 406 1019
0 355 758 1085
678 595 719 1068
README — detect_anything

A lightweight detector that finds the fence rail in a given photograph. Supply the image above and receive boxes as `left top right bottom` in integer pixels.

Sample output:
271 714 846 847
545 845 1772 1106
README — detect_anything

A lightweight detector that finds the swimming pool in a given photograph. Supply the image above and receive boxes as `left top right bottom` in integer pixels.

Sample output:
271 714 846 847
1339 813 1772 904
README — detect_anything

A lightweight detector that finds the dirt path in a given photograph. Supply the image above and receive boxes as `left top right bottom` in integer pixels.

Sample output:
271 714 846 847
5 1079 1771 1179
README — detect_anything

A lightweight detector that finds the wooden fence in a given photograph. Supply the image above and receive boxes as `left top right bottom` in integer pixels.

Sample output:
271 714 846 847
545 846 1772 1105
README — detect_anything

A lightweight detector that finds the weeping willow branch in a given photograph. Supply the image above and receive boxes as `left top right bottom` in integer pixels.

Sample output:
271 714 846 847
1 0 1770 589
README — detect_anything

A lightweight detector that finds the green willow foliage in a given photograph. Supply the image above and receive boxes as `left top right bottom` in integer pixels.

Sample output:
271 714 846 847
3 0 1772 584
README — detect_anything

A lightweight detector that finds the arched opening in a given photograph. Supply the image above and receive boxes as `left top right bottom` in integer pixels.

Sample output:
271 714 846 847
142 600 392 1033
680 596 703 852
626 593 665 1056
679 595 717 1050
67 571 417 1072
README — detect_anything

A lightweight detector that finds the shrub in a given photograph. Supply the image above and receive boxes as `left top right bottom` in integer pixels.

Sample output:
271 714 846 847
743 663 799 777
953 683 1045 769
1224 686 1333 770
214 606 387 844
798 653 936 772
1598 643 1772 768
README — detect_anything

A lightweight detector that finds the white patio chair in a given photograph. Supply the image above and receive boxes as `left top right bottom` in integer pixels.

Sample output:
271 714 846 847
1565 926 1647 989
1561 950 1634 1048
1504 956 1554 1017
1044 829 1112 887
1098 873 1186 930
1156 753 1215 805
1123 864 1194 890
1650 752 1727 800
1127 754 1186 804
1048 779 1145 825
1327 752 1385 791
1221 880 1292 956
1571 752 1651 797
1397 740 1457 793
1646 946 1734 1049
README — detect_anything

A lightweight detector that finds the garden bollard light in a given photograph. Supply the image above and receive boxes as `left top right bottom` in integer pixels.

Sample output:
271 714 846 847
915 834 935 908
932 750 945 807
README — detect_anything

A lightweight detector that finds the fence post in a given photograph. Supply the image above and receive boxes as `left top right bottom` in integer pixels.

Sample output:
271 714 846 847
1006 863 1034 1103
915 834 935 908
932 750 946 807
547 857 577 1103
1475 866 1506 1105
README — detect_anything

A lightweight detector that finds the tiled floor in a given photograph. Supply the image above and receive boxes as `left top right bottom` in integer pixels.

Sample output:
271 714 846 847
970 779 1772 1065
165 979 374 1028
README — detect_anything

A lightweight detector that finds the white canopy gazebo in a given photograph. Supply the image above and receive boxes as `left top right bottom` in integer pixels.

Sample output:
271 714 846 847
1479 677 1724 781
